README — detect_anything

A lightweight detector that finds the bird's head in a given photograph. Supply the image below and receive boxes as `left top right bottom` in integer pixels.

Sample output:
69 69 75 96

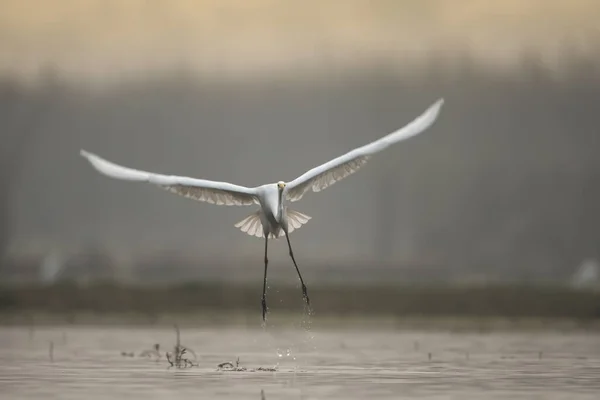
277 181 286 191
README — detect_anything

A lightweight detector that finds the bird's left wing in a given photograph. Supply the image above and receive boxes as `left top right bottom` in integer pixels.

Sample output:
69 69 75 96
80 150 259 206
284 98 444 202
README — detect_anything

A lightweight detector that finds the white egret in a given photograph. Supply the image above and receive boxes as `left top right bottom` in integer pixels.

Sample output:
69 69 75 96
80 98 444 321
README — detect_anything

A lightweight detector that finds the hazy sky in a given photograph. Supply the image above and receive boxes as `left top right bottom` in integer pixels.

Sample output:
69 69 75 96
1 0 599 86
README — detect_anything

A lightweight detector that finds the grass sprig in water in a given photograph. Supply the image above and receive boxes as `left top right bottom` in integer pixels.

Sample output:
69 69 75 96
166 324 198 368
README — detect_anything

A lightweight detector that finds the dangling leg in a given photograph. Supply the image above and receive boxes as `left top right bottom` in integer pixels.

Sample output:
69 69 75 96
284 232 310 306
261 235 269 322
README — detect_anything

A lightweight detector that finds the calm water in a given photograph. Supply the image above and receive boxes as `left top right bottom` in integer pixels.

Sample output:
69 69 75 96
0 323 599 399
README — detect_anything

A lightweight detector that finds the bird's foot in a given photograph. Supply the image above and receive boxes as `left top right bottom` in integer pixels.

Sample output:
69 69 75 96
301 284 310 305
301 284 314 318
261 297 268 321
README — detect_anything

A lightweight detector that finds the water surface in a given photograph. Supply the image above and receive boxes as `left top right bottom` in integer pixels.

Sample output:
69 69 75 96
1 324 599 399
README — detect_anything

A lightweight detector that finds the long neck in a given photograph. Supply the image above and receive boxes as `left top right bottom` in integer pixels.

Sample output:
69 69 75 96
277 189 284 220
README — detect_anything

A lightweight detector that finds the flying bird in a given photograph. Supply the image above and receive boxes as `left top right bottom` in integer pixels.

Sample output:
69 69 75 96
80 98 445 321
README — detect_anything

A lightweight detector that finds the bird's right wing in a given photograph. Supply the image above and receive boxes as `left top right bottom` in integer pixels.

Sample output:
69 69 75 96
80 150 259 206
284 98 444 202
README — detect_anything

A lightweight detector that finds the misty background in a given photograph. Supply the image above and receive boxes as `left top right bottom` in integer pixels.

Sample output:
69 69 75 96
1 0 600 288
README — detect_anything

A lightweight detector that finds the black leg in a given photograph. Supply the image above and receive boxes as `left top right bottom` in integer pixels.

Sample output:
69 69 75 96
262 235 269 321
284 232 310 306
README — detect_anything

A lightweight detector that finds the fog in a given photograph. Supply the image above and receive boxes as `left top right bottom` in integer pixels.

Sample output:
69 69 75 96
1 1 599 285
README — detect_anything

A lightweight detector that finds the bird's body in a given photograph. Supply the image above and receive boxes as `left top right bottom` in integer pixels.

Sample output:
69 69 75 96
256 183 285 238
80 98 445 321
234 182 311 239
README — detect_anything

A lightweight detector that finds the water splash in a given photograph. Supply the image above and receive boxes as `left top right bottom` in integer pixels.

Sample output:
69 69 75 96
276 347 296 362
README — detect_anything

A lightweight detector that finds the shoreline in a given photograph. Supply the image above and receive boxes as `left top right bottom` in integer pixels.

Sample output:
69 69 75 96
2 311 599 333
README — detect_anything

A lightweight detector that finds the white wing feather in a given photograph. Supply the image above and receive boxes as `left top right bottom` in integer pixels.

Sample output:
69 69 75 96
234 211 264 238
80 150 258 206
285 98 444 202
285 208 312 233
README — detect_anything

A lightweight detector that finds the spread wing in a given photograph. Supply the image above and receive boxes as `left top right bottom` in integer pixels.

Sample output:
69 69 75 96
284 98 444 202
80 150 259 206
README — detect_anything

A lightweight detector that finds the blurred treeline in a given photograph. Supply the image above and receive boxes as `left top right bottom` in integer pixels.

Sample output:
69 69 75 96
1 282 599 325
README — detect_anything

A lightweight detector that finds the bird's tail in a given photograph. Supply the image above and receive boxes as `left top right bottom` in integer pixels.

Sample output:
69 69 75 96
234 208 311 239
